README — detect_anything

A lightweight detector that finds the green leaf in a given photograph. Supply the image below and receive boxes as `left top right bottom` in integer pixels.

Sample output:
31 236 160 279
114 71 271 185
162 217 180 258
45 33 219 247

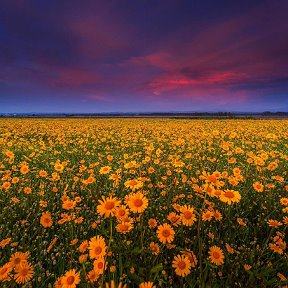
128 273 144 284
266 277 279 285
119 254 123 276
150 263 163 274
131 247 143 254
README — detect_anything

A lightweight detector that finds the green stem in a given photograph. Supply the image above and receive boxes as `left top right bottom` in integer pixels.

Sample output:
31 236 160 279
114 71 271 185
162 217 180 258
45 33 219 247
198 189 208 285
101 217 114 287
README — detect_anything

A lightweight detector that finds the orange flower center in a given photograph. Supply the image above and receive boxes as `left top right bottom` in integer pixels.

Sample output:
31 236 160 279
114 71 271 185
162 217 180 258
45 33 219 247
129 180 138 186
208 175 216 182
212 252 220 259
67 276 75 285
119 210 125 216
183 211 192 219
120 224 128 231
134 198 143 207
97 262 104 269
162 229 170 237
94 246 102 255
90 271 97 280
224 191 235 198
178 260 186 270
20 268 28 276
105 201 114 210
14 258 21 264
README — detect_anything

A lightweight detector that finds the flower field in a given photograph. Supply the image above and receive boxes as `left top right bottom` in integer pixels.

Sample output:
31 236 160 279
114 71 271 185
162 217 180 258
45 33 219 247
0 118 287 288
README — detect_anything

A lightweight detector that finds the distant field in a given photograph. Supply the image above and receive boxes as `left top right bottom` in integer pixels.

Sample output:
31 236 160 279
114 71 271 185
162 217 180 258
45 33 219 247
0 119 287 287
1 113 288 120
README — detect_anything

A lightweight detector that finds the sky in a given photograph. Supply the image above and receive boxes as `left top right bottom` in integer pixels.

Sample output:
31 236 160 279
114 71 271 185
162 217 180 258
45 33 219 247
0 0 288 113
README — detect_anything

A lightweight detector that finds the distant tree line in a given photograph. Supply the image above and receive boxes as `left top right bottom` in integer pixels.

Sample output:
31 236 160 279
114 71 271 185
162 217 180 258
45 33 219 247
0 111 287 118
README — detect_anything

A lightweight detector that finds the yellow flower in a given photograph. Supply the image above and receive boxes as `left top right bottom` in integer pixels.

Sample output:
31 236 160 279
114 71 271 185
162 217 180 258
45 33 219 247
269 243 283 254
20 165 29 174
149 242 160 255
0 237 11 248
202 210 214 221
180 250 197 268
213 210 223 221
39 170 48 177
97 196 121 218
124 179 143 191
179 205 196 226
114 205 130 220
208 246 225 266
280 198 288 206
9 251 30 268
78 240 89 253
219 190 241 204
139 282 156 288
253 182 264 192
93 257 107 275
86 269 99 283
79 254 88 264
99 166 111 174
127 192 149 213
88 236 107 259
116 220 134 234
225 243 234 254
148 218 157 228
105 280 127 288
14 262 34 284
54 163 64 172
172 254 192 277
237 218 247 226
267 219 282 228
167 212 181 227
0 263 12 282
157 223 175 244
62 199 77 210
60 269 80 288
2 182 11 190
40 211 53 228
244 264 252 271
70 239 78 246
277 272 287 281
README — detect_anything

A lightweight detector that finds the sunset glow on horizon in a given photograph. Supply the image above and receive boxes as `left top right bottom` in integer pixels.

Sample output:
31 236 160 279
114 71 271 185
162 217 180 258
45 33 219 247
0 0 288 113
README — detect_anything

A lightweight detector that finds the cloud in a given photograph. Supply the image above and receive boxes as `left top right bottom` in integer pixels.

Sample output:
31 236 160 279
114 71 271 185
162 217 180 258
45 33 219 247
0 0 287 112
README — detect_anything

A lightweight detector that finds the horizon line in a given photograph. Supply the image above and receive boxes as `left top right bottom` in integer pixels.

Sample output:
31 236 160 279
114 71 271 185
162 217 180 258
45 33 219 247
1 111 288 115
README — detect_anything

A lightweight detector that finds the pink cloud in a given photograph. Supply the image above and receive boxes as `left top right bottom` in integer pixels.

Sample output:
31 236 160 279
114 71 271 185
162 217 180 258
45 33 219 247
146 71 249 96
121 52 172 70
120 1 288 100
67 9 134 60
52 68 100 87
